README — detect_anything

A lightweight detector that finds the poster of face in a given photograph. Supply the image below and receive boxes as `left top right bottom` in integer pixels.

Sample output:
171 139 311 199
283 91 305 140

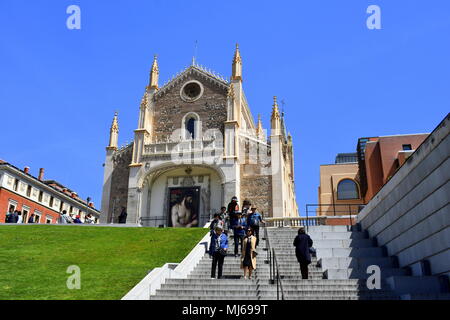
168 187 200 227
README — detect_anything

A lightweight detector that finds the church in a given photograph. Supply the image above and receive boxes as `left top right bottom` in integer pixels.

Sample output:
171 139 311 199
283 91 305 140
100 45 299 226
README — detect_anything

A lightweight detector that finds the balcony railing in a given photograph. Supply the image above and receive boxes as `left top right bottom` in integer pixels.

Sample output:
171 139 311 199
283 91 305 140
264 216 327 228
143 139 222 157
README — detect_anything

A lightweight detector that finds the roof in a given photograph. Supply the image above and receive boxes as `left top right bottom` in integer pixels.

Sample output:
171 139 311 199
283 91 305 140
154 62 229 99
0 161 100 213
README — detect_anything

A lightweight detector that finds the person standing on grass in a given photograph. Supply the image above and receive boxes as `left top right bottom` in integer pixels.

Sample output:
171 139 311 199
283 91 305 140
28 213 35 224
241 228 257 280
209 226 228 279
293 226 313 279
5 206 14 223
16 211 23 224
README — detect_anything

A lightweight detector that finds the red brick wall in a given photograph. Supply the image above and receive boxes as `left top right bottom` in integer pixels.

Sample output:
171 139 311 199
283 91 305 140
325 216 357 226
0 188 61 224
364 134 428 202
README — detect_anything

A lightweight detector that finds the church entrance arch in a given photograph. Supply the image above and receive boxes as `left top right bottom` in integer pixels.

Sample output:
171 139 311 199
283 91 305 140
139 164 225 227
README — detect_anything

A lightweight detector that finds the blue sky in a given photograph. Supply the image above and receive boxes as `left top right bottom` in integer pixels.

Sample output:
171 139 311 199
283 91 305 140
0 0 449 214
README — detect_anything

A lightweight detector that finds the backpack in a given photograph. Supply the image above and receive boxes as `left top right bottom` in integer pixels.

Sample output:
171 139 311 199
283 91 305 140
249 213 260 227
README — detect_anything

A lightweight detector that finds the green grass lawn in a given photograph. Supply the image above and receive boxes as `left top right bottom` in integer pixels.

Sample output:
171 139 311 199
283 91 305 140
0 225 207 300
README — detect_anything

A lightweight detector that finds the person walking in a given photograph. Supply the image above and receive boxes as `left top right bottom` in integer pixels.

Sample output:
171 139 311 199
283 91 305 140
118 207 127 224
209 213 224 236
73 215 82 224
293 226 313 279
232 212 247 257
209 226 228 279
247 207 264 247
241 228 257 279
227 196 239 222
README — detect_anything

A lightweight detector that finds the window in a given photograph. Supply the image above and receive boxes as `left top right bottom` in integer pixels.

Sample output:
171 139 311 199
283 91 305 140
26 185 32 197
49 196 54 207
402 144 412 151
38 191 43 202
22 206 30 224
186 118 196 139
46 216 52 224
34 211 41 223
60 201 64 212
337 179 360 200
13 179 19 191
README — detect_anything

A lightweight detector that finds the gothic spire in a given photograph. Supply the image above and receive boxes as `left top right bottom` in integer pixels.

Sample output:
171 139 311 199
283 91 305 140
107 112 119 150
271 96 281 131
149 55 159 90
231 43 242 81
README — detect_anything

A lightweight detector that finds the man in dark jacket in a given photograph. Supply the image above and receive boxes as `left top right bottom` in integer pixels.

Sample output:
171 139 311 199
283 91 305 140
118 207 127 224
293 226 313 279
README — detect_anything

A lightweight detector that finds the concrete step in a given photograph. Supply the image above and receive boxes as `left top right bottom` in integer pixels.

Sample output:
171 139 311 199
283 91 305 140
318 257 398 269
386 276 446 295
268 239 374 248
400 293 450 300
324 268 408 280
150 295 260 300
316 247 385 258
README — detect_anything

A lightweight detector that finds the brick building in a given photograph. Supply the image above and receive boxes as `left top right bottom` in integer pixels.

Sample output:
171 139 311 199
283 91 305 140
101 45 299 226
318 133 429 219
0 161 101 224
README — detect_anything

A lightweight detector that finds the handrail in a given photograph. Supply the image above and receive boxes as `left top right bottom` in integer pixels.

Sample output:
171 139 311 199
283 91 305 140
272 248 285 300
263 226 284 300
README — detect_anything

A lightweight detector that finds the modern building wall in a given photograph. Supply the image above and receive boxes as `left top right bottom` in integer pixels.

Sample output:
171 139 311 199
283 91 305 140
362 134 429 201
318 163 364 216
357 113 450 277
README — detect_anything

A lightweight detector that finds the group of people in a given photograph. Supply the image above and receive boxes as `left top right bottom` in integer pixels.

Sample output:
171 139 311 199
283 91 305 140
208 196 265 280
58 210 96 224
208 196 315 280
4 207 27 223
3 206 96 224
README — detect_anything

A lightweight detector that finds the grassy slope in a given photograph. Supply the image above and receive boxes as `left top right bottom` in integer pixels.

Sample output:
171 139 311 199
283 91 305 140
0 225 206 300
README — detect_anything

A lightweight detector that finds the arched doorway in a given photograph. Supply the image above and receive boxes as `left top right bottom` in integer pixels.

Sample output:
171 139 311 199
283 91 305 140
139 165 225 227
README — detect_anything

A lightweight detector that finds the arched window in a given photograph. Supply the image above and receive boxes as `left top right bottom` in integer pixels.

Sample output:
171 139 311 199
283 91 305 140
337 179 359 200
186 117 196 139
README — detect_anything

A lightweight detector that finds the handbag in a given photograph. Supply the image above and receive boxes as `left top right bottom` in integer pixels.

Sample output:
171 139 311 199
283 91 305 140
219 248 227 256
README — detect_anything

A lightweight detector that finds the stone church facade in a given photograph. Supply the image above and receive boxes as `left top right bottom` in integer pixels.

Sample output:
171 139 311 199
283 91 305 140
100 45 298 226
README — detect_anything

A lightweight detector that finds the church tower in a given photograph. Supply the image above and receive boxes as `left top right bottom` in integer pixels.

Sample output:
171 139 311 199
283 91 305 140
100 112 120 223
270 96 285 217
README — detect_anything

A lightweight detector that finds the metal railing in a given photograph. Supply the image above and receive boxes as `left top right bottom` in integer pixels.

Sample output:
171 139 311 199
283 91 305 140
263 227 285 300
305 203 365 231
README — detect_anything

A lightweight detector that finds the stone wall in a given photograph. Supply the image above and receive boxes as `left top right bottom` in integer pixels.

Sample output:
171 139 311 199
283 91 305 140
357 113 450 277
152 71 228 142
108 144 133 222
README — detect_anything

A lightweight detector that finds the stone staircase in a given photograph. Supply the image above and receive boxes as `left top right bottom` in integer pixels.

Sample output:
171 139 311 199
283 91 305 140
268 225 450 300
149 225 450 300
150 232 276 300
